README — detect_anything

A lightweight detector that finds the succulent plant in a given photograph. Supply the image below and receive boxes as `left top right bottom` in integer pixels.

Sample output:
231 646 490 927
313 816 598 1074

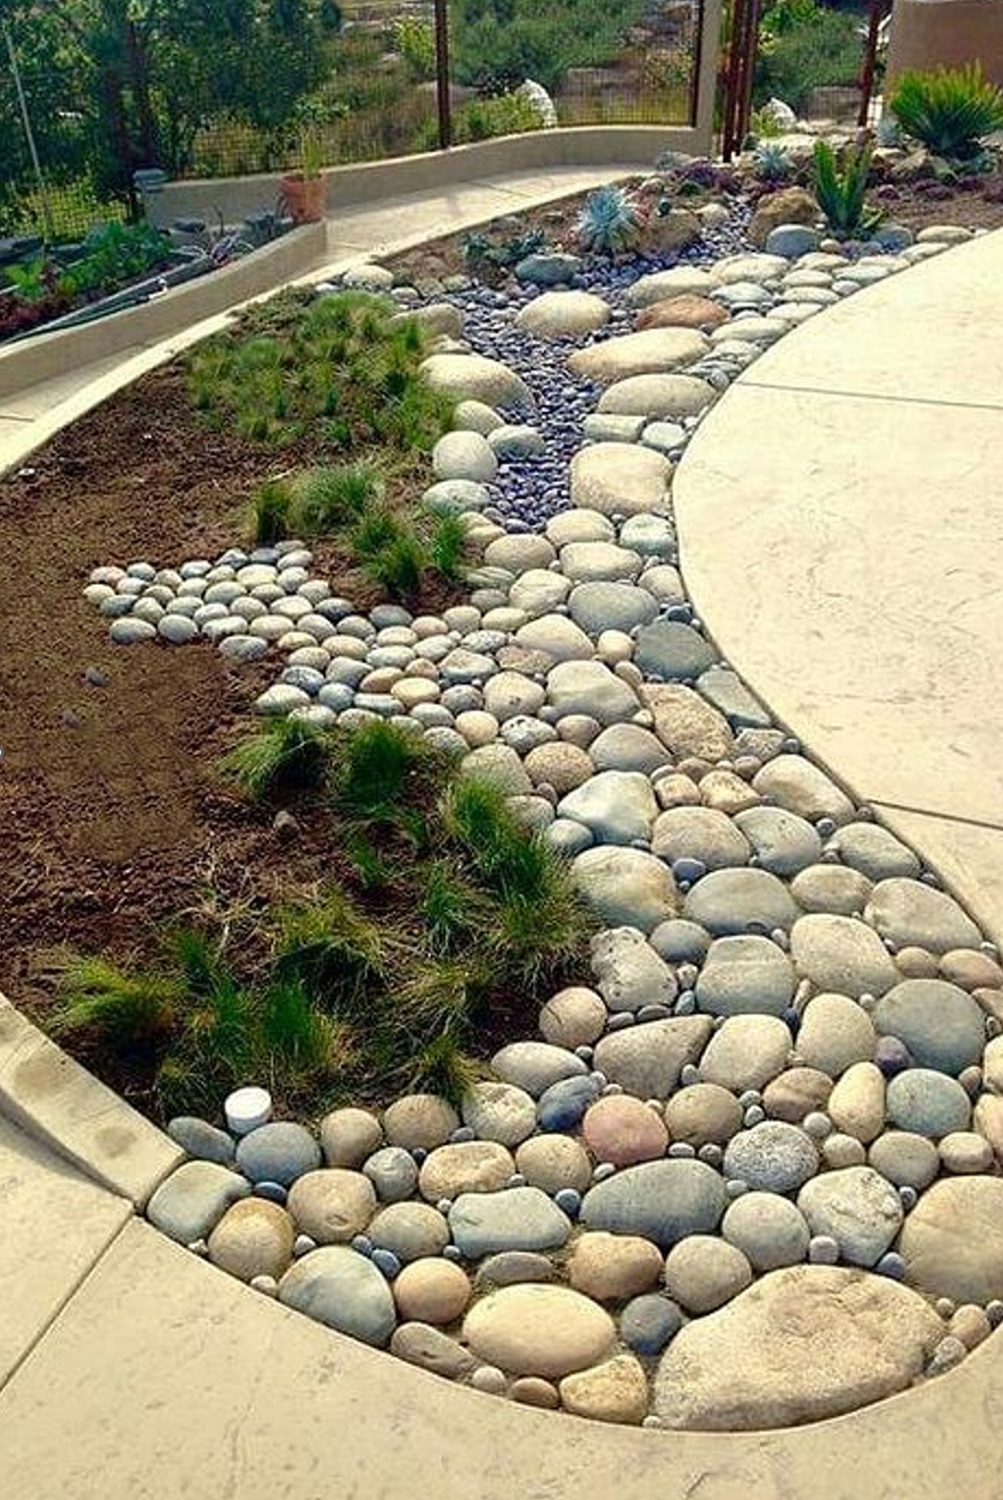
753 141 793 183
575 185 646 257
875 114 905 149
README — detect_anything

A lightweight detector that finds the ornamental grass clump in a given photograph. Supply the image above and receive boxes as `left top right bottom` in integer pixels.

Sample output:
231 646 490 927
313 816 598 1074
50 722 594 1116
890 63 1003 161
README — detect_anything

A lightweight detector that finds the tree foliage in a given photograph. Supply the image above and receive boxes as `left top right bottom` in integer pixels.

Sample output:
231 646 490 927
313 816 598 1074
0 0 336 209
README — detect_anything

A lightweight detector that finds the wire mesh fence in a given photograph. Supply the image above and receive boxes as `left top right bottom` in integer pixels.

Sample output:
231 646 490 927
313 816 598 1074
0 0 704 244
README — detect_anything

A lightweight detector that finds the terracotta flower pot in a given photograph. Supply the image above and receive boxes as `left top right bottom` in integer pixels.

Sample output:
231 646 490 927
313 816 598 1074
279 172 326 224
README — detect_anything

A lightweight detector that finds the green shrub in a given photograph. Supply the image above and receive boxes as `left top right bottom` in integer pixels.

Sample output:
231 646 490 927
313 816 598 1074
49 954 181 1046
890 63 1003 160
331 718 433 822
393 16 437 81
812 139 882 237
452 0 645 94
754 9 862 113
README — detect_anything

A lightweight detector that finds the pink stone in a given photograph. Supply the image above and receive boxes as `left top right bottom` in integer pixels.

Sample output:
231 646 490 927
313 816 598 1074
582 1095 668 1167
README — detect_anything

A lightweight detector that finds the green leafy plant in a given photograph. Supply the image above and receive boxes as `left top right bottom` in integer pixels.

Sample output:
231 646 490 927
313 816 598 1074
221 717 333 801
428 514 469 581
890 63 1003 161
331 718 433 822
575 185 647 256
812 139 882 237
462 226 547 272
292 463 384 533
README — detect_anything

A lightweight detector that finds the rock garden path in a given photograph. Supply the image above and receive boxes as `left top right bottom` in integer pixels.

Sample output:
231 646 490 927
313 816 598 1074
3 204 1003 1497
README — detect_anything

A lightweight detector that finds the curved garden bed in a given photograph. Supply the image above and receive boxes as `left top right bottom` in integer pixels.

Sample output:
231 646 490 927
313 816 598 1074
5 143 1003 1433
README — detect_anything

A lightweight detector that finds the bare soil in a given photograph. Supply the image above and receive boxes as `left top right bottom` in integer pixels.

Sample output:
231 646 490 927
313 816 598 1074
0 361 453 1110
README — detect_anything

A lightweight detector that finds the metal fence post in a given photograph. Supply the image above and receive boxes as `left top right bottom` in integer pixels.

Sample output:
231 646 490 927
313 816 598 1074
434 0 452 151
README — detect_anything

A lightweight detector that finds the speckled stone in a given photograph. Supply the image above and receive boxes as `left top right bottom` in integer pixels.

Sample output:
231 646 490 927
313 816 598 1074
559 1354 649 1425
663 1235 753 1313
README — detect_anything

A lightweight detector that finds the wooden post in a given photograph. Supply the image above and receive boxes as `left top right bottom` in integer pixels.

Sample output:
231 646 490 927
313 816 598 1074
858 0 885 128
736 0 762 148
434 0 452 151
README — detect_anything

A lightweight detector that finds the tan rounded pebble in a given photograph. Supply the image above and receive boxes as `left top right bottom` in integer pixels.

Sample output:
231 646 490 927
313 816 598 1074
515 1134 593 1193
418 1141 515 1200
763 1066 835 1122
569 1232 663 1302
699 768 760 815
663 1235 753 1314
895 946 940 979
524 741 594 793
463 1284 617 1377
868 1130 940 1190
287 1169 377 1243
393 1258 471 1324
663 1083 743 1147
539 986 607 1048
455 710 499 747
796 993 876 1078
510 1375 561 1408
559 1354 649 1425
471 1364 508 1394
827 1061 886 1144
390 1322 476 1379
654 772 703 809
940 949 1003 990
392 677 440 708
320 1107 382 1167
383 1094 459 1150
949 1303 992 1350
939 1131 994 1174
207 1198 295 1282
822 1132 867 1169
556 713 602 748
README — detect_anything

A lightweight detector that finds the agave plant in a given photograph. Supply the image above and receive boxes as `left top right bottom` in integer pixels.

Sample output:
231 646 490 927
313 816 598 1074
575 185 647 257
890 63 1003 161
812 140 882 238
753 141 793 183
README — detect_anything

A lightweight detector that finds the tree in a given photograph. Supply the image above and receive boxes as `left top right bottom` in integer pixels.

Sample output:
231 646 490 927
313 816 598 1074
1 0 333 209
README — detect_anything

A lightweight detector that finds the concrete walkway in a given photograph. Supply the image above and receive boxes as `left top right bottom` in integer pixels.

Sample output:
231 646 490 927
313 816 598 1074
0 164 640 478
2 1006 1002 1499
674 227 1003 946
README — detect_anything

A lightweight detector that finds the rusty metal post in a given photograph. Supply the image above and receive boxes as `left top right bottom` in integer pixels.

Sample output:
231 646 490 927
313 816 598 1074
434 0 452 151
736 0 762 148
688 0 705 130
721 0 748 159
858 0 885 128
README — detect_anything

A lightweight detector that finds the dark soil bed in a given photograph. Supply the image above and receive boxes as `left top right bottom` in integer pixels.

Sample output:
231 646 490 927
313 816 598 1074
0 362 456 1113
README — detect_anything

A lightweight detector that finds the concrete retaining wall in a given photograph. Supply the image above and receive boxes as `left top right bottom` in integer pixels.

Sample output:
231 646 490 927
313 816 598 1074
153 126 712 227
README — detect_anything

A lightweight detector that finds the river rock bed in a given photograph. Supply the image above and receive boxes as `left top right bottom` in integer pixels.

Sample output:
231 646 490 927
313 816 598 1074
86 203 1003 1428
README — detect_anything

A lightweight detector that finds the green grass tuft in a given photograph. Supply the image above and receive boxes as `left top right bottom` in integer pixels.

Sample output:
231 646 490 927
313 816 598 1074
221 718 333 802
49 954 181 1046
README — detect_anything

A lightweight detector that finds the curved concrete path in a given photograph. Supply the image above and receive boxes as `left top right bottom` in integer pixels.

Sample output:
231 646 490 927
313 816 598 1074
675 227 1003 946
5 219 1003 1499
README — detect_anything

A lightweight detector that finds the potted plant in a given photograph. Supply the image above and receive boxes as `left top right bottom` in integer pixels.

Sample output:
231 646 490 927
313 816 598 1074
279 134 326 224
